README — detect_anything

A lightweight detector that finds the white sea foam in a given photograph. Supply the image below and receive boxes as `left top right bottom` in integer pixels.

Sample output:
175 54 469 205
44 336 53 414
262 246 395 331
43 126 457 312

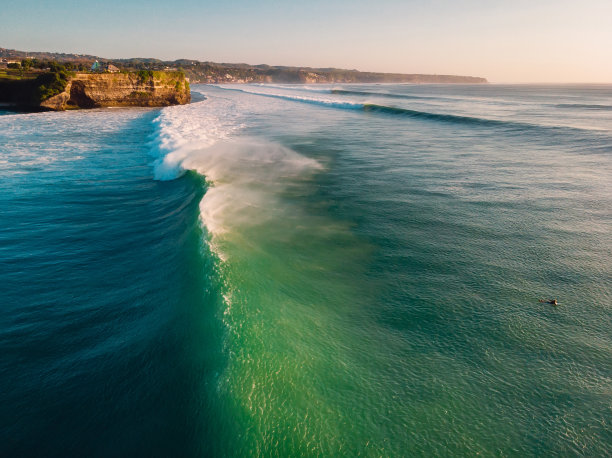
151 89 323 242
150 95 245 180
0 110 117 176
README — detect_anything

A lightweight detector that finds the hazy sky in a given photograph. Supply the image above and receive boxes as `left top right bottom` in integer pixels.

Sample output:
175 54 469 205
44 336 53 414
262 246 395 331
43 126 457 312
2 0 611 82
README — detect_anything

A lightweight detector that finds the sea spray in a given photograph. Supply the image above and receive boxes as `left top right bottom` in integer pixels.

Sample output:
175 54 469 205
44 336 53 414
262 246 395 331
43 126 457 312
185 140 322 236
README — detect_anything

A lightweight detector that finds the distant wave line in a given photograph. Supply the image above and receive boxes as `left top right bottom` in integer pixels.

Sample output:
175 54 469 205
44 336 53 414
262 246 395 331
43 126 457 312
361 104 511 126
211 86 605 133
360 104 606 132
331 89 437 101
211 86 364 110
260 86 440 101
554 103 612 111
233 85 443 101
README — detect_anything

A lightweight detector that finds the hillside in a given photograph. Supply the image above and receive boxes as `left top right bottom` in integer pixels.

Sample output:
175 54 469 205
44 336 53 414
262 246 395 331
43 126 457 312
1 47 488 84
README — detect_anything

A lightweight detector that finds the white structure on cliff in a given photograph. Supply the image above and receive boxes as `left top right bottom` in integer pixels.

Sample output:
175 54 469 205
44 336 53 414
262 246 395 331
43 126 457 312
90 61 119 73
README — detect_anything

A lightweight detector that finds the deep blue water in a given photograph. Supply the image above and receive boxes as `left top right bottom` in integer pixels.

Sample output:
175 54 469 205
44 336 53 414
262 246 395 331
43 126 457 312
1 84 611 456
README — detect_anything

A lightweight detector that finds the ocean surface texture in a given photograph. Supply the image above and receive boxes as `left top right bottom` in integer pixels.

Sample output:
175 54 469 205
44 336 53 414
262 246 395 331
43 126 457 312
1 84 611 456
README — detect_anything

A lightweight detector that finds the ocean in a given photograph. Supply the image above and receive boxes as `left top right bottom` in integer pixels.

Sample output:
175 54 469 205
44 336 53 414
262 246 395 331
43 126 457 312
1 84 611 456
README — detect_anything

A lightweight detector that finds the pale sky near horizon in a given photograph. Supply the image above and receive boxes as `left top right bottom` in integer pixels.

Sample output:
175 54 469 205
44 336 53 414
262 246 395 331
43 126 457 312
2 0 611 83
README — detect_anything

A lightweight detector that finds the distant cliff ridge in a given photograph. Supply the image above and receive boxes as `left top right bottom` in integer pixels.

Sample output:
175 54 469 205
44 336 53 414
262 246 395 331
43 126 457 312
186 67 487 84
1 47 488 84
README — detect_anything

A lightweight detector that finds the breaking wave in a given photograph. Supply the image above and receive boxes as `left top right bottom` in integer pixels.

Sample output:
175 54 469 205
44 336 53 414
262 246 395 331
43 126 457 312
149 91 322 243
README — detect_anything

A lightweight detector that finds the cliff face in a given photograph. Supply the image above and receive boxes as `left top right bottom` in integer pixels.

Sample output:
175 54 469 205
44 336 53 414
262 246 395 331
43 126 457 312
40 72 190 110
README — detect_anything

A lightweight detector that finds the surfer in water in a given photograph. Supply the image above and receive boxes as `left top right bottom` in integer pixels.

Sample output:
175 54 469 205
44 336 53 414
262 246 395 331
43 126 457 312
539 299 558 306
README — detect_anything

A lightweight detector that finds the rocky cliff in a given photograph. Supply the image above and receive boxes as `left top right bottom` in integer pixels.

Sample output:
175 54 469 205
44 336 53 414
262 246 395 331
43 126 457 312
39 71 190 110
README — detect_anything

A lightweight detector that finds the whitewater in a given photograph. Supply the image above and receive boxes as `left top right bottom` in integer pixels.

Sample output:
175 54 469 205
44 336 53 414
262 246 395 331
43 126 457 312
1 83 611 456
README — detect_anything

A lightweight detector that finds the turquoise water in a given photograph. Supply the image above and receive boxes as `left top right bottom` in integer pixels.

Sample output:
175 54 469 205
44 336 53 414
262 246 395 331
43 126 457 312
1 84 611 456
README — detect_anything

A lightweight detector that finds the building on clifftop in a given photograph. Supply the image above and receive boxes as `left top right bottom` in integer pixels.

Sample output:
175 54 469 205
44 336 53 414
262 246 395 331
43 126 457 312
90 61 119 73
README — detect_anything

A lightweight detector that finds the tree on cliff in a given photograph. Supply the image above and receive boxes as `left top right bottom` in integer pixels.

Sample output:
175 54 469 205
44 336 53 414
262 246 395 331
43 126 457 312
33 64 71 103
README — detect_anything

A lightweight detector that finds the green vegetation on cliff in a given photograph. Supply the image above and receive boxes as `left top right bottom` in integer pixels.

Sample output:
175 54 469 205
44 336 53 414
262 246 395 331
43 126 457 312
33 64 72 103
0 64 71 107
136 70 155 82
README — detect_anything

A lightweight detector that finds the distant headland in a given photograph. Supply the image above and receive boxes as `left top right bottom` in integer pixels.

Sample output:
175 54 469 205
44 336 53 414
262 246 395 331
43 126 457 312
1 47 488 85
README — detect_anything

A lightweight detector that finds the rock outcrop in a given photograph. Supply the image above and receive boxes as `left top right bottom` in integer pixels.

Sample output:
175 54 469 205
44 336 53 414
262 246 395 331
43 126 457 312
39 72 190 110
